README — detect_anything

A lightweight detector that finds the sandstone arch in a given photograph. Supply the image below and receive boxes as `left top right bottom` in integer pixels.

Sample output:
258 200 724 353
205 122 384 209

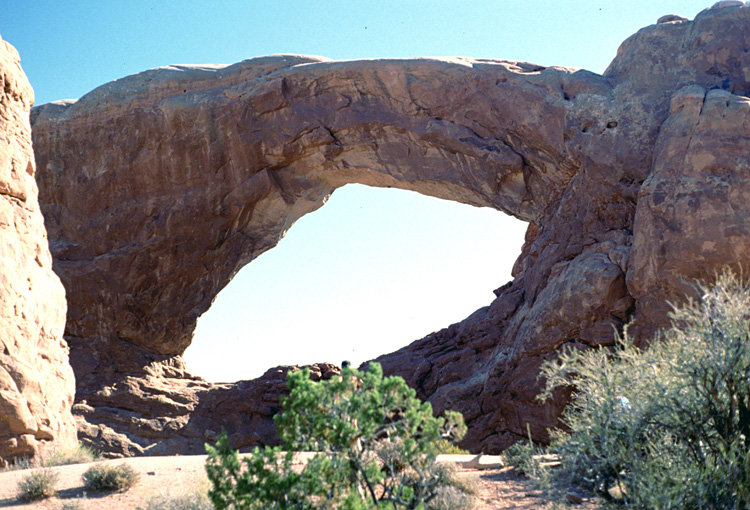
30 4 750 455
32 55 593 361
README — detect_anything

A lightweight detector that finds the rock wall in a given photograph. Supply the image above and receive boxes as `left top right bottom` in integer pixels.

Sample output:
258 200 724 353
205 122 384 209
0 37 76 465
30 3 750 455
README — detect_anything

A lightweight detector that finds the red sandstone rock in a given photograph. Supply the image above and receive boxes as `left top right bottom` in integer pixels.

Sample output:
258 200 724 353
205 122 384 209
0 37 76 465
29 3 750 455
628 85 750 341
72 362 339 457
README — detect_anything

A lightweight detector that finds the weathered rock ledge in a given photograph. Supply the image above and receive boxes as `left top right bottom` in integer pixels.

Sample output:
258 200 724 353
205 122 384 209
30 3 750 455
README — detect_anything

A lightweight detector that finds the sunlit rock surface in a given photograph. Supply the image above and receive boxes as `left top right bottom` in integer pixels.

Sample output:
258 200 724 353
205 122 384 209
31 4 750 455
0 36 76 465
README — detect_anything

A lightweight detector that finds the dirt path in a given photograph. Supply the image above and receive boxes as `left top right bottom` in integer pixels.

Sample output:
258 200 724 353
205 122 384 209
0 455 600 509
464 467 599 509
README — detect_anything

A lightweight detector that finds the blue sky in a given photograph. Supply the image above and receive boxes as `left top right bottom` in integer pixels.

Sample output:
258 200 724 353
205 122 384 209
2 1 715 381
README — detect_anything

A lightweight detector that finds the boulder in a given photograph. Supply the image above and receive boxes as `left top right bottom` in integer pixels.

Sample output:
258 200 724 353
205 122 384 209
30 4 750 454
0 36 76 465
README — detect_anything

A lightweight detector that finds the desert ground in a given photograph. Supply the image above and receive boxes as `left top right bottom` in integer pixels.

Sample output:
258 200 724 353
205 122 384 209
0 454 600 509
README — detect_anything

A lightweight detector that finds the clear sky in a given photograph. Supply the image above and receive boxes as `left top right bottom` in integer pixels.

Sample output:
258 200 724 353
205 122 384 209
2 1 715 381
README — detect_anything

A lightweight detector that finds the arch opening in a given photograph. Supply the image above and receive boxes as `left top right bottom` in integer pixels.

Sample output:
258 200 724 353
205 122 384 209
184 183 528 382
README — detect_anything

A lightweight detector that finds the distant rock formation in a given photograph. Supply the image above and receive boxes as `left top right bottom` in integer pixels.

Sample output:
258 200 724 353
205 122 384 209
0 37 76 465
31 3 750 455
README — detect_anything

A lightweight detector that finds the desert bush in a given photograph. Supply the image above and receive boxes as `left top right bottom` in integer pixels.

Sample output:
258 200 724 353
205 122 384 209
43 442 98 466
17 467 58 501
206 361 471 510
423 463 476 510
501 439 542 478
82 462 139 492
434 438 470 455
500 424 548 479
540 270 750 508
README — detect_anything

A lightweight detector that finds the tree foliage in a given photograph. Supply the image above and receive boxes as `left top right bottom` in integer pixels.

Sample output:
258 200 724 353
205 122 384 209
205 362 470 510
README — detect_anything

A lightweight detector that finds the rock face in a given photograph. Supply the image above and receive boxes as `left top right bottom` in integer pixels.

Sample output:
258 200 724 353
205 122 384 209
71 362 339 457
0 37 77 465
30 4 750 455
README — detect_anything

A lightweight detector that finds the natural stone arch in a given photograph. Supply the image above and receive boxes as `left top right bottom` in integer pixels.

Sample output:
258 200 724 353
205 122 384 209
31 54 603 374
29 4 750 455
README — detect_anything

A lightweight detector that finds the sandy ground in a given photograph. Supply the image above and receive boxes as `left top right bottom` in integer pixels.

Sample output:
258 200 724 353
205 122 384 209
0 454 600 509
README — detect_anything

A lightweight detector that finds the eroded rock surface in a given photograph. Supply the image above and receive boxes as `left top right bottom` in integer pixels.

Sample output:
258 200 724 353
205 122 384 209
31 4 750 455
72 362 339 457
0 37 76 464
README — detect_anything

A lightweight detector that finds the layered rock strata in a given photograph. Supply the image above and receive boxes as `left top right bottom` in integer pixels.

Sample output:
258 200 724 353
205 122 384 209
0 37 76 465
31 3 750 455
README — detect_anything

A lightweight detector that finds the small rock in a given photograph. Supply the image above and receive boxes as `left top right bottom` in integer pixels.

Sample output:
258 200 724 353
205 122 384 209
657 14 688 23
566 493 584 505
711 0 745 8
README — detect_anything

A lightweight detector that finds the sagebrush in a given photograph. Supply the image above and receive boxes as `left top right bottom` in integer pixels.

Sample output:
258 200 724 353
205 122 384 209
17 467 58 501
540 270 750 508
82 462 139 492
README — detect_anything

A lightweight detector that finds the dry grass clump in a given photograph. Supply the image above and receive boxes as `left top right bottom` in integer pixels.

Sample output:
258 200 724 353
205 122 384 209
43 442 98 466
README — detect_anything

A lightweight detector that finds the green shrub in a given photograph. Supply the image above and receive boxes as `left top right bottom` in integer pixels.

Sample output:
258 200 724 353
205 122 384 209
502 440 542 478
17 467 58 501
206 362 471 510
499 424 548 479
434 438 470 455
82 462 139 492
43 442 98 466
540 270 750 508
